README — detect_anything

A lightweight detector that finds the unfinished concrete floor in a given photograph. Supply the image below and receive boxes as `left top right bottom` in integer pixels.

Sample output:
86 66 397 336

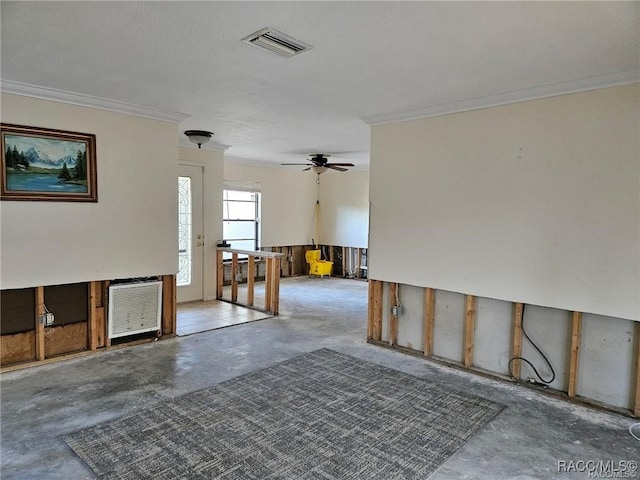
1 277 638 479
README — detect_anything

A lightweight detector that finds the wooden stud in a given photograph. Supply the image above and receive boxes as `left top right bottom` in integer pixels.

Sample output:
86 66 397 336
342 247 346 278
372 280 383 341
35 286 45 361
231 253 239 303
568 311 582 398
329 246 334 263
216 249 224 299
271 257 281 315
423 288 435 356
275 247 281 275
247 256 255 306
265 257 273 312
95 307 106 348
161 275 177 336
634 322 640 417
91 281 106 348
357 248 362 279
91 280 104 308
103 281 111 347
511 303 524 379
367 279 375 339
389 283 399 346
88 281 99 350
289 246 294 276
464 295 476 368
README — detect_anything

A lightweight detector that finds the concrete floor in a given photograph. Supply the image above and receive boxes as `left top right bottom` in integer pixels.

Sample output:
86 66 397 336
1 277 638 479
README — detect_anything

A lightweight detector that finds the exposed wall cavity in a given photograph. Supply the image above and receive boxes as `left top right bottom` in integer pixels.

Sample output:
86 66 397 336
368 279 639 415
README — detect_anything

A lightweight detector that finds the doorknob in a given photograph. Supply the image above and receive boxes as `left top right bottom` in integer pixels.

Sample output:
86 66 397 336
197 234 203 239
196 242 203 247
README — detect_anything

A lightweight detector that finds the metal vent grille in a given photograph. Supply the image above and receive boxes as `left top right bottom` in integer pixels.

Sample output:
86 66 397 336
242 27 312 58
108 281 162 339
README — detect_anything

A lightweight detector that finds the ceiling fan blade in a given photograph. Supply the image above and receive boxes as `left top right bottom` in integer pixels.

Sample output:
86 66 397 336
281 163 312 166
302 167 311 171
326 165 348 172
325 163 355 167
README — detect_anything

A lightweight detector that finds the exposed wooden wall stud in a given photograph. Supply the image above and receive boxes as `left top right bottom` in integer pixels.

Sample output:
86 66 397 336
247 256 256 306
88 281 99 350
271 257 281 315
568 311 582 398
161 275 177 337
265 257 273 312
634 322 640 417
511 303 524 379
367 279 375 339
423 288 435 356
464 295 476 368
216 249 224 299
231 253 239 302
35 286 45 361
389 283 399 346
371 280 383 341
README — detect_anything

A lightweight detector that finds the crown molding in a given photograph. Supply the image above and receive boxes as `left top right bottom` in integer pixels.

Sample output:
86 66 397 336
1 79 189 123
360 70 640 126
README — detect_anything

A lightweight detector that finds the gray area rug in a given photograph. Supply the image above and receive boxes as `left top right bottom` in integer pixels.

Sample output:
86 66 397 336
62 348 505 479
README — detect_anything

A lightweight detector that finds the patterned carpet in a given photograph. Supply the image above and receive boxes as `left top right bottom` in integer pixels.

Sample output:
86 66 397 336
62 349 505 479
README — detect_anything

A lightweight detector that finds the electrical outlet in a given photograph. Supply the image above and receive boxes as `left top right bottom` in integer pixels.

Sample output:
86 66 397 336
391 305 403 316
42 313 55 326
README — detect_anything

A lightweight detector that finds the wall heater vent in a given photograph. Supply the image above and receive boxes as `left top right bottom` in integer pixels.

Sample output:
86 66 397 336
108 281 162 339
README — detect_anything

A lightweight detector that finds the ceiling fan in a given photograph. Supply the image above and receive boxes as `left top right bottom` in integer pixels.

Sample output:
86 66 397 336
281 154 355 173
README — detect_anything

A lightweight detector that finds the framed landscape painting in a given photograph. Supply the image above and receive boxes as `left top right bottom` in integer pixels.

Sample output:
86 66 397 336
1 124 97 202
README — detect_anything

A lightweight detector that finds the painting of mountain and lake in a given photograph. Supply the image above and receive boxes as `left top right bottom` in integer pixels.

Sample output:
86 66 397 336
1 124 97 202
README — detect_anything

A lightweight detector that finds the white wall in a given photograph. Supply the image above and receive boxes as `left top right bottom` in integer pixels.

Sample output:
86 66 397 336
1 94 178 289
370 84 639 321
179 146 224 301
318 170 369 248
224 160 318 247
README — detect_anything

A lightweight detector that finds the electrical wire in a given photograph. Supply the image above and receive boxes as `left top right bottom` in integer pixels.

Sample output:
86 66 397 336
508 304 556 385
630 423 640 442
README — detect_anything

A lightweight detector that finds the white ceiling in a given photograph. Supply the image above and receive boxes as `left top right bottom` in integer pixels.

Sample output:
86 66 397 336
1 1 638 168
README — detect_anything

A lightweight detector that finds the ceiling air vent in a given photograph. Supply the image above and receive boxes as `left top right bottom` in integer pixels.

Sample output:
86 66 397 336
242 27 312 58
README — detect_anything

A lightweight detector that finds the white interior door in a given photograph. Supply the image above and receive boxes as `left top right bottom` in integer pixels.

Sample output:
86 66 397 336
177 165 204 303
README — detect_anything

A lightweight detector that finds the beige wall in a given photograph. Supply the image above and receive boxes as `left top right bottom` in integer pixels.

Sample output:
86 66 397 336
318 170 369 248
1 94 179 289
179 146 224 301
224 161 318 247
370 84 639 321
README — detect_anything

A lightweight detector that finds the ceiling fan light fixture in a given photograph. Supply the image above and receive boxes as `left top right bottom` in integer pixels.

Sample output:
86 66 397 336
312 166 328 175
184 130 213 149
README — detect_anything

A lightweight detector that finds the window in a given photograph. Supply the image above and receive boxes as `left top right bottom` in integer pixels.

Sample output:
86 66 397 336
177 176 192 286
223 189 260 259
